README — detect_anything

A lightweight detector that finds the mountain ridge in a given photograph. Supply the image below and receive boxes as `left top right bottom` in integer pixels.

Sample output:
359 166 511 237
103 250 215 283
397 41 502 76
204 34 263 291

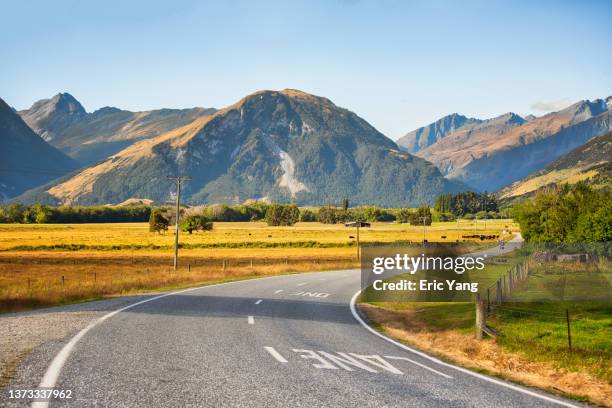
15 89 462 207
499 130 612 200
18 93 215 165
0 97 78 200
408 97 612 191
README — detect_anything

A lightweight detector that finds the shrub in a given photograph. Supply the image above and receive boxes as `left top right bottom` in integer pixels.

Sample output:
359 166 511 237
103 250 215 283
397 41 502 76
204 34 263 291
299 209 317 222
149 209 169 233
265 204 300 226
180 215 213 234
396 208 412 223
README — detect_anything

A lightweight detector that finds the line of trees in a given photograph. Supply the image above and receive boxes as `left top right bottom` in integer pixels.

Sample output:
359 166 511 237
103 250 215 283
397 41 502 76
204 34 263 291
0 203 151 224
513 183 611 243
435 191 498 218
1 199 508 226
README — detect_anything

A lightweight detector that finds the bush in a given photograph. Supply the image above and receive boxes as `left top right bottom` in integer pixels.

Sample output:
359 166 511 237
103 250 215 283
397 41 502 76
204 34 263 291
435 212 456 222
475 210 487 219
149 209 169 233
180 215 213 234
408 206 432 225
299 209 317 222
396 208 412 223
265 204 300 226
463 213 475 220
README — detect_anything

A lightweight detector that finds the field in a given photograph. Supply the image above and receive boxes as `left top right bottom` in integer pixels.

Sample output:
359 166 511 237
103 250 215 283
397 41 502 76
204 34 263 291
359 258 612 406
0 219 516 250
0 220 513 313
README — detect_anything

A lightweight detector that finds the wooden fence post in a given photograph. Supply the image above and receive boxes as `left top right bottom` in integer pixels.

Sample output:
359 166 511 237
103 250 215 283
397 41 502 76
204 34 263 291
475 294 486 340
566 309 572 352
496 279 502 303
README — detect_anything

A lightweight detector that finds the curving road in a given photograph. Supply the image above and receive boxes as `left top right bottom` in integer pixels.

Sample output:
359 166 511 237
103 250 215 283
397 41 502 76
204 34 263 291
24 235 582 407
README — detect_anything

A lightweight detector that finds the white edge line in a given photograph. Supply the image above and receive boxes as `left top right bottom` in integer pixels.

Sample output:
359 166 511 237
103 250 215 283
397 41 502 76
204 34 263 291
274 289 283 294
264 346 288 363
248 315 255 324
384 355 452 379
31 274 295 408
349 290 580 408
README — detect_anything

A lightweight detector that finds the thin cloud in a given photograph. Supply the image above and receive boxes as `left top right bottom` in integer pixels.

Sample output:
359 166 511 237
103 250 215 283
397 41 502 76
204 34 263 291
530 99 573 112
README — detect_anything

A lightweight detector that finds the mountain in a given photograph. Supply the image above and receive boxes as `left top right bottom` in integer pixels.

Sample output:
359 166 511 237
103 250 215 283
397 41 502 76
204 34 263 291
499 131 612 200
0 97 78 200
18 93 87 142
15 89 462 207
397 113 482 153
19 94 215 165
414 97 612 191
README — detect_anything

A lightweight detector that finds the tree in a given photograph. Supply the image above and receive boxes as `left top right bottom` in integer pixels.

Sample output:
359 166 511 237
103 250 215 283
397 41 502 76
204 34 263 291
396 208 412 223
149 209 169 233
180 215 213 234
513 183 611 243
265 204 300 226
409 206 432 226
5 204 25 223
341 196 349 211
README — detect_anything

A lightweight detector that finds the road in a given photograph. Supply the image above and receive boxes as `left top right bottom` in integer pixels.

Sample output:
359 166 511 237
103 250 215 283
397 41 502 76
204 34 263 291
22 235 582 407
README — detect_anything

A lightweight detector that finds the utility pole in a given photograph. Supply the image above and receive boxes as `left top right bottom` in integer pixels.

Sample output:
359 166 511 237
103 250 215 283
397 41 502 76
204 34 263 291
483 191 487 230
167 175 191 270
419 216 428 247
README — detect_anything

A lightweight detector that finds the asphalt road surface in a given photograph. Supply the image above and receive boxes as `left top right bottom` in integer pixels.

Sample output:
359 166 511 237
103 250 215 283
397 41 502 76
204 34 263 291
20 235 583 407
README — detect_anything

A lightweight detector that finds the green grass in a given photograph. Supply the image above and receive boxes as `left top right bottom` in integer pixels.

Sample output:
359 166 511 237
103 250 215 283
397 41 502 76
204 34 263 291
364 259 612 383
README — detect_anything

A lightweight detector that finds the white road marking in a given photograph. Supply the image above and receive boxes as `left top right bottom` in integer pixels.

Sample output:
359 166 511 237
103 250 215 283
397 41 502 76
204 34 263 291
349 290 580 408
318 351 378 373
319 278 327 281
248 316 255 325
293 349 338 369
255 299 263 305
274 289 283 294
290 291 330 298
384 356 452 379
348 354 403 374
264 346 288 363
297 282 307 286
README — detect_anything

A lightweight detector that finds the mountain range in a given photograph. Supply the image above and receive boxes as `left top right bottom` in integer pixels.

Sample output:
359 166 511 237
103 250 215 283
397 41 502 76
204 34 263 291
18 93 215 165
499 130 611 201
14 90 462 207
3 90 611 207
398 97 612 191
0 97 78 200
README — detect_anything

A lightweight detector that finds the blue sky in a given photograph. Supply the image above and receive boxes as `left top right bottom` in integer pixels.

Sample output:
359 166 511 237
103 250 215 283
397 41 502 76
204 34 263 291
1 0 611 139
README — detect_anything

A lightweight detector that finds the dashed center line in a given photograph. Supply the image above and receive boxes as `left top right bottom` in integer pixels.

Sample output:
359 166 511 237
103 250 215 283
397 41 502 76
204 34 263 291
255 299 263 305
248 316 255 325
274 289 283 294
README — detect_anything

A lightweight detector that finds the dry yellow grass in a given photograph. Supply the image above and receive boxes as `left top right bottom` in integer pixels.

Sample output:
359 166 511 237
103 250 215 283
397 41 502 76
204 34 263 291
359 304 611 407
0 220 515 313
0 248 356 313
0 220 516 250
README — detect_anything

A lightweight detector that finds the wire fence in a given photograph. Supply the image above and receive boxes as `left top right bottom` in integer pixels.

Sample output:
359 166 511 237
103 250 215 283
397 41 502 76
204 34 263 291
474 256 605 352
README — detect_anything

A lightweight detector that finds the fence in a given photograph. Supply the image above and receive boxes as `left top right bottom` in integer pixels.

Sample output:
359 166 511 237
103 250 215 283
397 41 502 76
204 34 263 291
475 256 578 352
